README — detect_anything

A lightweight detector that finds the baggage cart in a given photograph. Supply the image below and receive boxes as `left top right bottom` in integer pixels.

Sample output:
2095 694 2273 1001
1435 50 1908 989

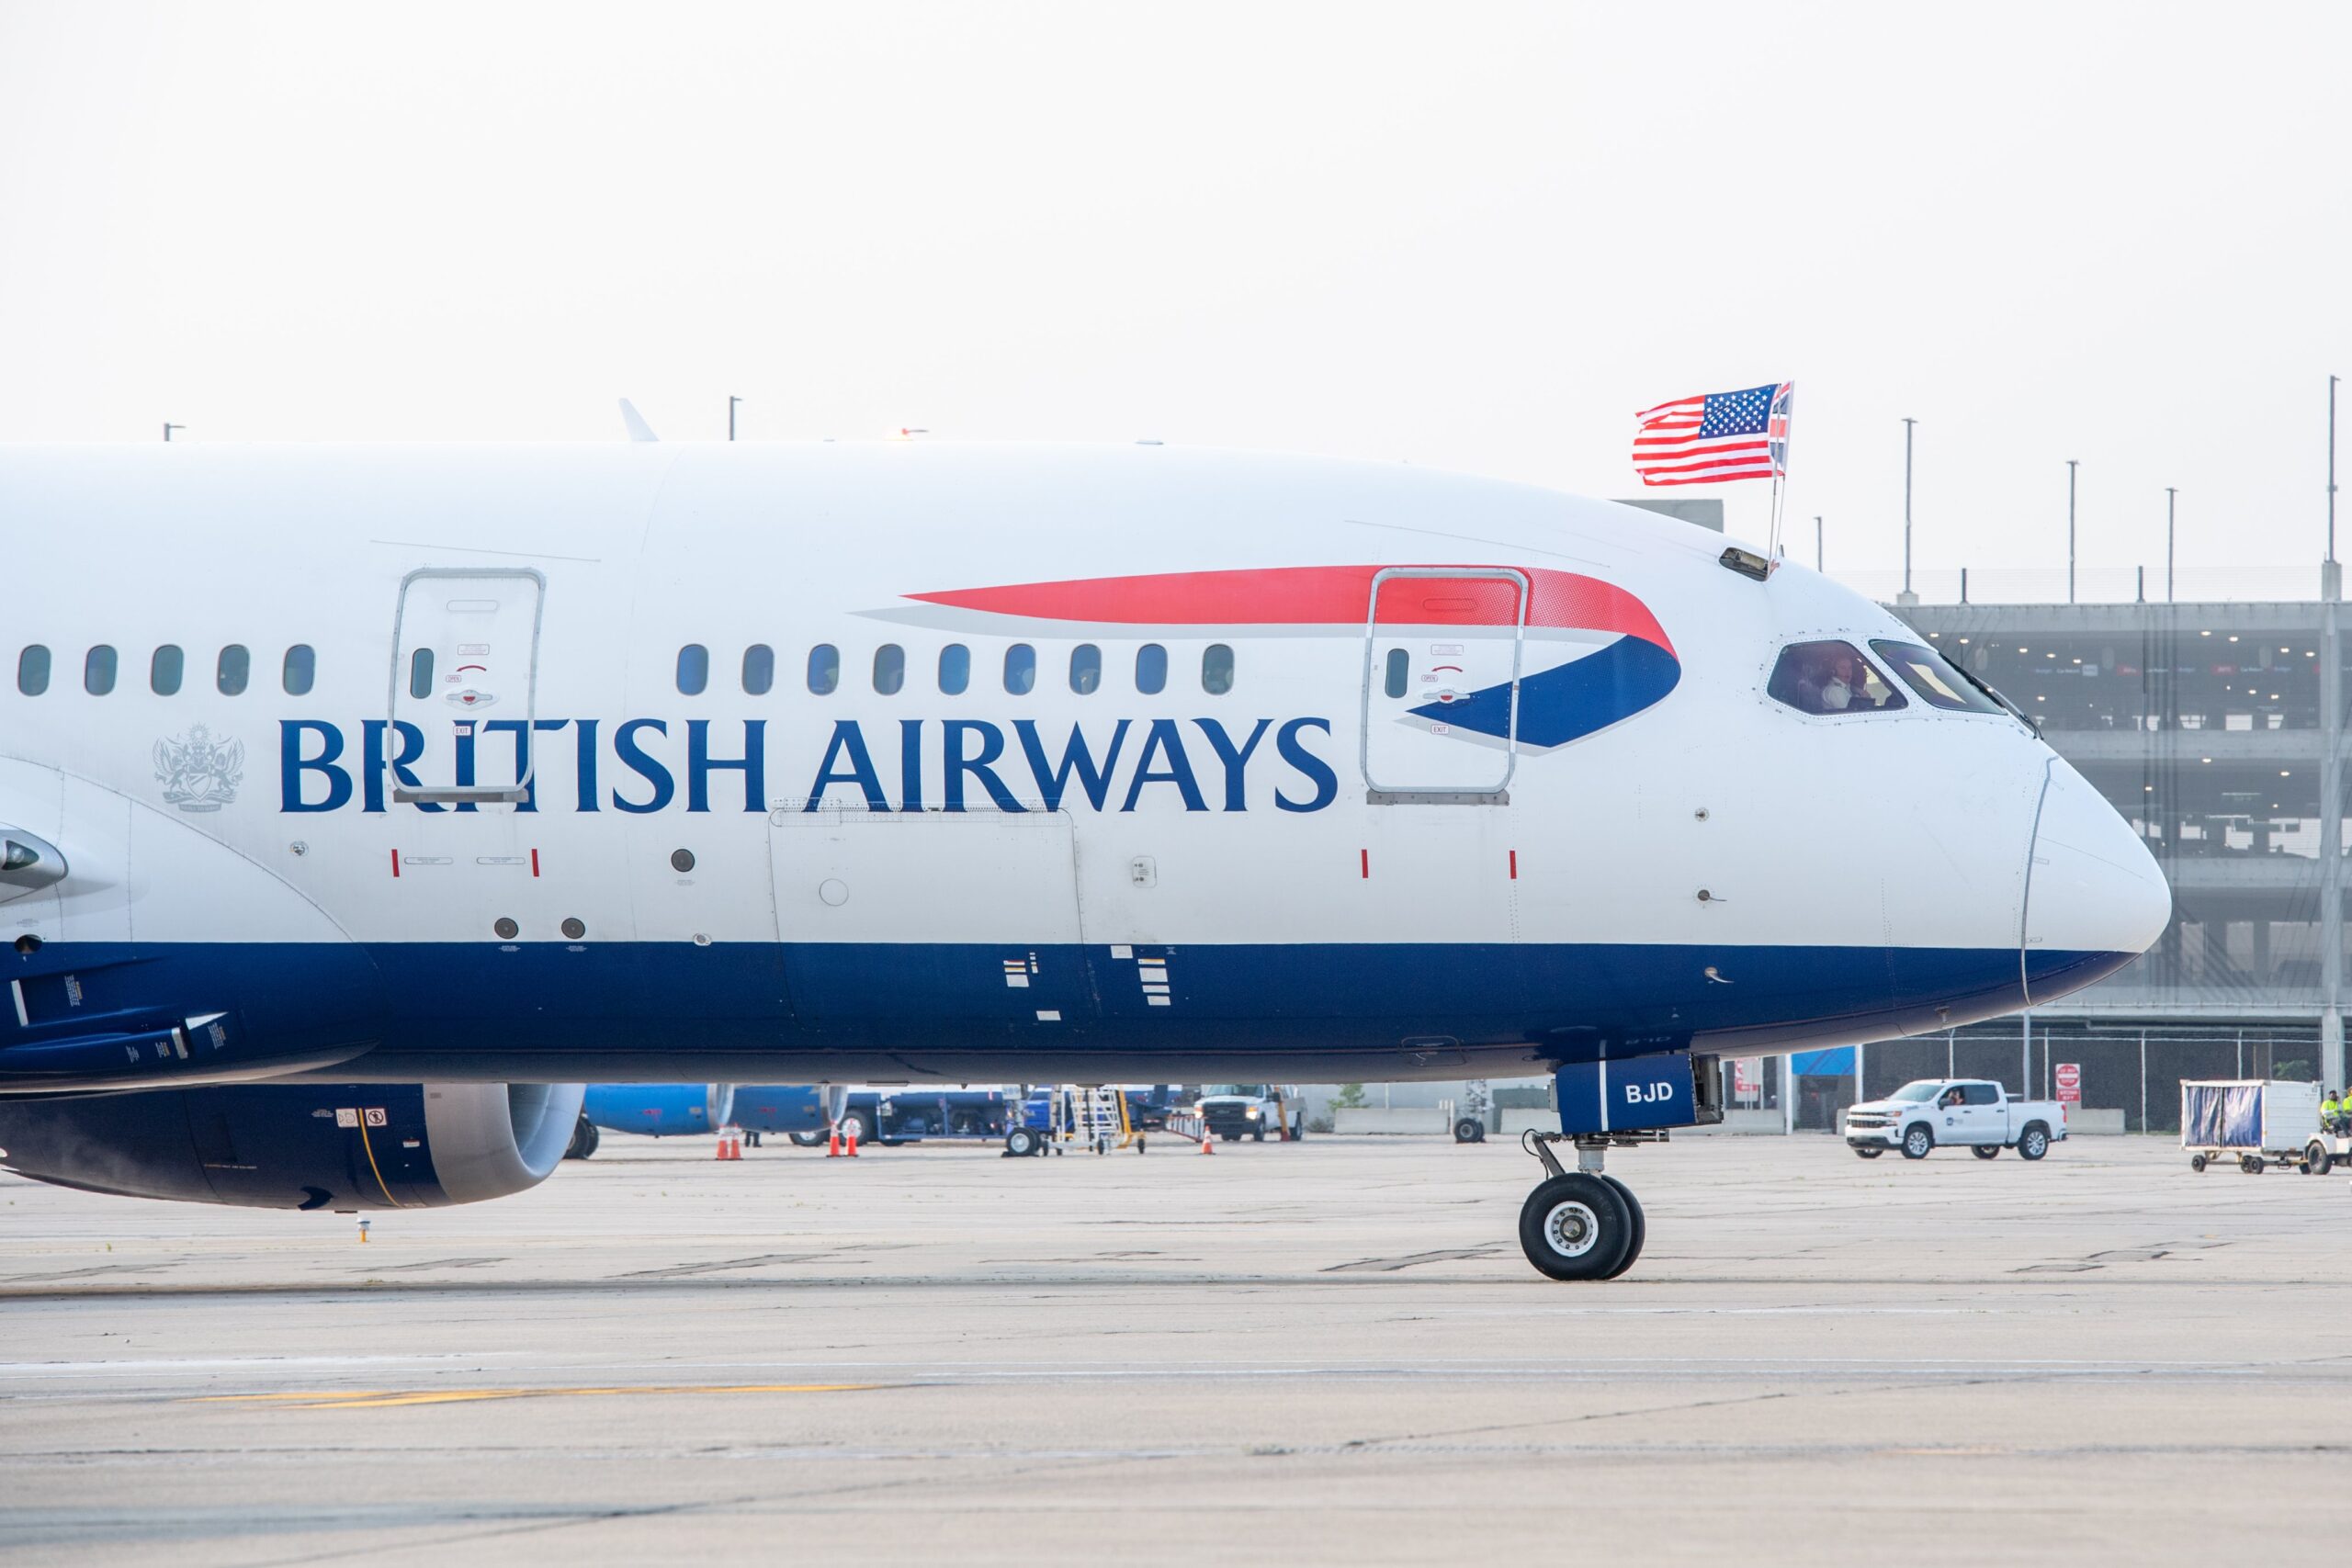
2180 1079 2327 1174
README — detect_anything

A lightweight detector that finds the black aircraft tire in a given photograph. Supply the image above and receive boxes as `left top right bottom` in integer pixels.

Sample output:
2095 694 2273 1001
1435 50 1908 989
1004 1128 1039 1157
564 1115 599 1160
1853 1145 1883 1159
1973 1144 2000 1160
1518 1173 1634 1281
788 1131 825 1148
1453 1117 1481 1145
1599 1175 1646 1280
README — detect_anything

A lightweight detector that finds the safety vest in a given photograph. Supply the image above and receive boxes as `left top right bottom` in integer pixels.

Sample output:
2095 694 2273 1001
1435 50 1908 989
2325 1099 2342 1122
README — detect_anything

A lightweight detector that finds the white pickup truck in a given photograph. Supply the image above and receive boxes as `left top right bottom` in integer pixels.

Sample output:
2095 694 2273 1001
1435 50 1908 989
1843 1078 2066 1162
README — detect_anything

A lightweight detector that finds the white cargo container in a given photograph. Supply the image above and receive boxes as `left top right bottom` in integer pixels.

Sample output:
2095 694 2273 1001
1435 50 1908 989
2179 1079 2324 1174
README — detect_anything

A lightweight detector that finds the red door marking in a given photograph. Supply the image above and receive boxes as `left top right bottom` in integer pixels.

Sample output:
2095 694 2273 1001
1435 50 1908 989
390 850 401 879
1360 849 1370 879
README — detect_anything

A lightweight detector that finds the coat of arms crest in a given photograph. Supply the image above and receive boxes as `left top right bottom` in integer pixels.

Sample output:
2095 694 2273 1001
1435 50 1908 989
154 725 244 813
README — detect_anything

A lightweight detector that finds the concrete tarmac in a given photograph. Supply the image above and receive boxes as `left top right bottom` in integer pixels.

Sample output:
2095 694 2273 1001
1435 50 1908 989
0 1129 2344 1565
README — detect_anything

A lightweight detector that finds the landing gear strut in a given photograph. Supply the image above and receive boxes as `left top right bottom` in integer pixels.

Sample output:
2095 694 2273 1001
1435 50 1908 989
1517 1130 1653 1280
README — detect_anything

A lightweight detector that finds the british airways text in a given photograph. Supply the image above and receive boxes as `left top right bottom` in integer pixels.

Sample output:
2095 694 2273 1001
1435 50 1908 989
279 717 1340 815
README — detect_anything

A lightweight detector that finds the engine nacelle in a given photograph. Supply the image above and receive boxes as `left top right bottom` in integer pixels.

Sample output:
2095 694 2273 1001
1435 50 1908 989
0 1080 583 1211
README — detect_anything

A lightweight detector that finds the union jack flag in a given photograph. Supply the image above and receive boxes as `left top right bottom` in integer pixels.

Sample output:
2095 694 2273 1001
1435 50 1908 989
1631 381 1793 487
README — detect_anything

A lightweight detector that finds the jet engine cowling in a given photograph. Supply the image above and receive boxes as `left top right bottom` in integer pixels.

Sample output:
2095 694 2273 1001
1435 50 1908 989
0 1080 583 1211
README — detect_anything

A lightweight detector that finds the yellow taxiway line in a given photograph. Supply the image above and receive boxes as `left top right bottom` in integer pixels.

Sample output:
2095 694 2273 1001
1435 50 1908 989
191 1382 880 1410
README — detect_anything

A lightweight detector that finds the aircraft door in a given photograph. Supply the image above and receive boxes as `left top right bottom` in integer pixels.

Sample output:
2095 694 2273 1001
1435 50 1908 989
1361 568 1528 801
389 569 546 807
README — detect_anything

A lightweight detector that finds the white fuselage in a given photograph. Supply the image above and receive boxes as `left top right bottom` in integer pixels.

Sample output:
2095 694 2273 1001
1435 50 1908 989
0 441 2169 1089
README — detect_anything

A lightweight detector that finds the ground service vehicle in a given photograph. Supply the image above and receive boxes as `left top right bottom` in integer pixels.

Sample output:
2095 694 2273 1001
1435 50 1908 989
2181 1079 2327 1173
0 438 2169 1277
1844 1078 2065 1161
1197 1085 1303 1141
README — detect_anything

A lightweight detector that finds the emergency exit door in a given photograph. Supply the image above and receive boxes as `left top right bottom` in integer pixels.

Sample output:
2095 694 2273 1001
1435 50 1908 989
1361 568 1527 800
389 569 546 806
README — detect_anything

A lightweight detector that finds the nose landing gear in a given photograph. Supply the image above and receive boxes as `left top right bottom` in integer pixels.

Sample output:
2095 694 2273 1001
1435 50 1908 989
1517 1129 1654 1280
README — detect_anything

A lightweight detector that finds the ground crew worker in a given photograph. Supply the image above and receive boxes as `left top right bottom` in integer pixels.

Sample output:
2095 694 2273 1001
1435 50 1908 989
2324 1089 2342 1132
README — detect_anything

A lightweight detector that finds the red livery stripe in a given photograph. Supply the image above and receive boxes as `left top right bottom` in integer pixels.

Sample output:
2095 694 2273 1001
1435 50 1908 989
907 565 1674 658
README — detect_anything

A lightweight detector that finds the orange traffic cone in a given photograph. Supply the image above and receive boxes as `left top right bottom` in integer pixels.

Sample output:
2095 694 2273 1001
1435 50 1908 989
1199 1130 1215 1155
827 1125 843 1158
845 1126 860 1157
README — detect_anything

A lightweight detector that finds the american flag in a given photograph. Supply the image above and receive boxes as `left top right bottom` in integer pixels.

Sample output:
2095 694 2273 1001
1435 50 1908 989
1631 381 1792 487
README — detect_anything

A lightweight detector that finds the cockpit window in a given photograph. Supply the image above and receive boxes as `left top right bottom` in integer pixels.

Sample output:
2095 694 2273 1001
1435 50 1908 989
1871 639 2003 713
1768 640 1906 716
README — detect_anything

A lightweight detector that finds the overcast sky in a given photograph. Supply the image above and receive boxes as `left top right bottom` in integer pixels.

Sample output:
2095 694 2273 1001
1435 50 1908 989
2 1 2345 592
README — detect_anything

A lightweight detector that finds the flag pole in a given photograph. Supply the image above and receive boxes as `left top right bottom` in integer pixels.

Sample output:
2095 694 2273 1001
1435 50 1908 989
1766 380 1792 570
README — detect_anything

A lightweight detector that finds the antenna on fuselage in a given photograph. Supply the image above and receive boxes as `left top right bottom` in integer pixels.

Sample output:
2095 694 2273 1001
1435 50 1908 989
617 400 660 443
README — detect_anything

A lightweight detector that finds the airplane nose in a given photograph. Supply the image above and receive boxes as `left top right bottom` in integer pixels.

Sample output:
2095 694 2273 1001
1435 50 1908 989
2022 758 2172 1001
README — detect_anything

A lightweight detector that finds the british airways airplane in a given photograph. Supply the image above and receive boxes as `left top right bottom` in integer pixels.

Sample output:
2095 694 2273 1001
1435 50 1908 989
0 440 2168 1279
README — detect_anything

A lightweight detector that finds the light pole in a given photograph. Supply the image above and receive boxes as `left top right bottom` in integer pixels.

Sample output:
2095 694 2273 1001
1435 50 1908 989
1815 515 1824 572
2066 459 2078 604
1899 418 1917 604
728 396 742 442
2165 488 2177 604
2328 375 2341 601
162 423 184 442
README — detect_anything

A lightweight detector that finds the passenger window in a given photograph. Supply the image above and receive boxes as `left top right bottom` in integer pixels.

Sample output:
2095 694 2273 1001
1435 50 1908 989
217 645 250 696
807 644 840 695
1069 643 1101 694
873 644 905 695
1870 639 2002 713
16 647 47 696
1963 1083 2000 1106
1383 647 1409 699
1135 643 1168 695
938 644 970 695
151 645 184 696
1004 643 1036 695
676 644 709 696
1766 639 1905 716
741 644 775 695
408 647 435 700
282 644 315 696
1202 643 1235 695
84 646 117 696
